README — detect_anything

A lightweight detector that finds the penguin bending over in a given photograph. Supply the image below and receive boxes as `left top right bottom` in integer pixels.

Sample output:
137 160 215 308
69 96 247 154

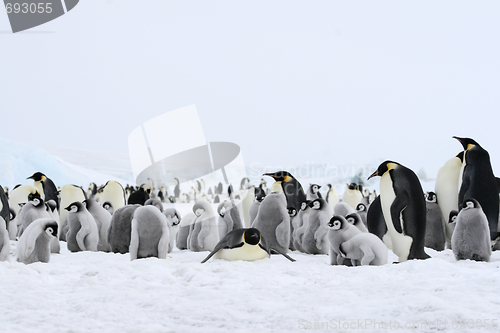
368 161 429 262
263 171 306 212
217 200 244 239
451 199 491 262
176 212 196 250
144 198 164 212
188 199 219 252
201 228 296 263
107 204 141 254
338 232 388 266
130 205 170 260
16 218 58 264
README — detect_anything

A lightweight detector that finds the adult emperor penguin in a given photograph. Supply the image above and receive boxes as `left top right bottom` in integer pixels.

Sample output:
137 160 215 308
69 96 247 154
368 161 429 262
454 137 499 246
107 204 141 254
16 218 58 264
129 205 170 260
451 199 491 262
217 200 244 239
325 184 339 211
188 199 219 252
59 184 87 239
201 228 296 263
27 172 59 210
251 191 290 255
263 171 306 212
424 191 446 251
8 184 39 216
176 212 196 250
342 183 363 209
301 198 331 254
65 201 99 252
101 181 126 213
17 193 51 238
435 152 464 248
84 198 112 252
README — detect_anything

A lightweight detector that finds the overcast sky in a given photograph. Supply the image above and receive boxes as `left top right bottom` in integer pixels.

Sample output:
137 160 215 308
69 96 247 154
2 1 500 179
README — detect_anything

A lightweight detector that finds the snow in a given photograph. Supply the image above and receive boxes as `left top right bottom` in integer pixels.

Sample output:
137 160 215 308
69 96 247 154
1 139 500 333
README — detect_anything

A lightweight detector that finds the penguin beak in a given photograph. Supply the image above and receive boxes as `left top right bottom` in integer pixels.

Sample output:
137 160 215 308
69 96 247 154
64 206 71 211
263 173 275 179
367 171 378 180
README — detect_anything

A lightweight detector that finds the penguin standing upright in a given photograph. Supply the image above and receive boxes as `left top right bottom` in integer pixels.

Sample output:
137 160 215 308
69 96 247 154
264 171 306 212
174 178 180 199
292 200 309 252
0 186 10 240
453 137 499 246
188 199 219 252
84 198 112 252
301 198 331 254
435 152 463 248
129 205 170 260
17 193 51 238
27 172 59 210
368 161 429 262
59 184 87 240
163 208 181 252
176 212 196 250
424 191 446 251
217 200 244 239
65 201 99 252
325 184 339 211
251 192 290 254
307 184 322 200
101 181 126 213
107 204 141 254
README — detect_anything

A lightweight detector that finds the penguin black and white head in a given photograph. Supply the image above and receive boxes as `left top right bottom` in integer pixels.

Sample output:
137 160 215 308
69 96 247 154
356 203 367 212
288 207 297 217
28 192 43 207
27 172 46 182
193 201 206 217
425 191 438 203
327 215 347 230
460 198 480 211
308 199 322 210
65 201 84 213
448 210 459 224
217 202 226 217
300 200 310 211
453 136 480 151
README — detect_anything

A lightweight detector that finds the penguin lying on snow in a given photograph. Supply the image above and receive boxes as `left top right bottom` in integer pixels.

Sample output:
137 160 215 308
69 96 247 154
201 228 295 263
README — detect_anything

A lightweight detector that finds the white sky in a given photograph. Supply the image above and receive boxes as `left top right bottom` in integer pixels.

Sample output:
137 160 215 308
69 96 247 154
2 1 500 179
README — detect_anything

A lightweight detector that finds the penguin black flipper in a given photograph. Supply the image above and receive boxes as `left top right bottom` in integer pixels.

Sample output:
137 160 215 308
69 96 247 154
389 189 408 234
269 248 296 262
366 196 387 240
200 229 246 263
496 178 500 193
42 178 59 210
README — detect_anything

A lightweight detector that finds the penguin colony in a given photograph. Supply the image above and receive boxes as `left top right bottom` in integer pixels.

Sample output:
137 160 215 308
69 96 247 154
1 136 498 266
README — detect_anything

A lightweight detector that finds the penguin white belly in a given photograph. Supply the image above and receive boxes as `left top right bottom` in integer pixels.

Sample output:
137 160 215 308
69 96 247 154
215 243 268 261
379 173 413 262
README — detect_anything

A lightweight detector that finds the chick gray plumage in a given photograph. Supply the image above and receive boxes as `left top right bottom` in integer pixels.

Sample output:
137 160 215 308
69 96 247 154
327 215 361 265
333 202 355 217
17 194 50 238
345 213 368 233
338 232 387 266
84 198 112 252
130 205 170 260
424 191 446 251
451 199 491 262
145 198 164 212
217 200 244 239
107 204 141 254
176 212 196 250
188 199 219 252
65 201 99 252
301 199 331 254
292 201 310 252
251 192 290 254
164 208 181 253
16 218 58 264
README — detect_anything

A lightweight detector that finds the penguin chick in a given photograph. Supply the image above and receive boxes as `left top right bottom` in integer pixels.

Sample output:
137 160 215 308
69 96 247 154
345 212 368 233
16 218 58 264
130 205 170 260
65 201 99 252
338 232 388 266
327 215 361 265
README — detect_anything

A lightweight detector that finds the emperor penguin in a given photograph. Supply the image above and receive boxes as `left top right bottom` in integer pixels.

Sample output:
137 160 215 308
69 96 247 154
435 152 464 248
366 196 391 249
87 183 98 199
128 183 150 205
325 184 339 211
129 205 170 260
176 212 196 250
107 204 141 254
338 232 388 266
454 137 499 246
144 198 164 212
327 215 362 265
164 208 181 252
65 202 99 252
263 171 306 212
451 199 491 262
101 181 126 212
342 183 363 209
368 161 429 262
301 198 331 254
102 202 114 215
8 208 17 240
174 178 180 199
188 199 219 252
307 184 322 200
251 191 290 255
0 216 9 261
292 200 309 252
288 207 297 251
84 198 112 252
217 200 244 239
16 218 58 264
201 228 296 263
424 191 446 251
345 212 368 233
17 193 50 238
355 203 368 228
44 199 61 253
27 172 59 210
59 184 87 239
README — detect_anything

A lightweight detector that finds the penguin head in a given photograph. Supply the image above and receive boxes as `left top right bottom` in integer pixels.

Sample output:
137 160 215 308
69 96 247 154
217 202 226 217
460 198 481 211
44 221 58 238
327 184 332 190
309 199 322 210
45 200 57 212
288 207 297 217
9 208 16 221
448 210 459 224
255 195 265 203
65 201 83 213
103 202 113 210
171 215 180 226
367 161 400 180
425 192 437 203
27 172 46 182
453 136 480 151
310 184 321 194
345 213 361 225
243 228 261 246
356 203 366 212
327 216 346 230
28 192 43 207
300 200 309 211
263 171 294 182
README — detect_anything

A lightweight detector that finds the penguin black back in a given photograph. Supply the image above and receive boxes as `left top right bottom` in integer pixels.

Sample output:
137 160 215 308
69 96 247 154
264 171 306 211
